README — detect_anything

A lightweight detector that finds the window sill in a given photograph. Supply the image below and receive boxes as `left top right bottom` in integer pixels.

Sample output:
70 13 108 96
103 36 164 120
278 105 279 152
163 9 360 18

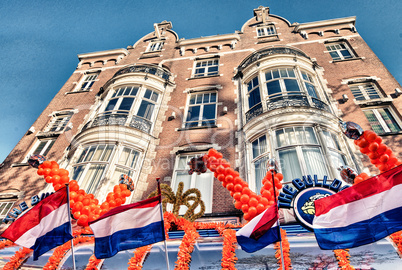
178 125 218 131
355 97 393 107
187 74 221 80
36 131 62 138
140 51 161 59
65 90 90 95
11 163 30 167
331 57 363 63
257 35 280 43
378 131 402 137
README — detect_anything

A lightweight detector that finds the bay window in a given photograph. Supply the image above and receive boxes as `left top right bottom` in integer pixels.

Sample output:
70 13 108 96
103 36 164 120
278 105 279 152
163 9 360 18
265 68 301 98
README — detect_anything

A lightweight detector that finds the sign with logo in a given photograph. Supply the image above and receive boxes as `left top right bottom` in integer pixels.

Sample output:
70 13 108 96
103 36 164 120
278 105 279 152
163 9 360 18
278 175 350 230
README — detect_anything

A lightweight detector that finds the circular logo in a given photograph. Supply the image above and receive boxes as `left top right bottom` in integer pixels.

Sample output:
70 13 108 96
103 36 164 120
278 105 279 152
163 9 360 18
293 187 335 230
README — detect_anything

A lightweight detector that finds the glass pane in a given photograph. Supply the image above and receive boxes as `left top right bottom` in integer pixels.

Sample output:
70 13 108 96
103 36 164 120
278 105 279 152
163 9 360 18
119 147 131 165
84 146 96 161
118 97 134 111
203 93 210 103
130 86 139 96
255 156 269 192
364 110 385 134
252 139 259 159
280 69 288 78
284 79 300 92
33 141 47 155
105 99 118 112
329 51 340 60
266 80 282 96
144 89 152 99
189 95 196 105
272 69 280 79
186 105 200 122
265 71 272 81
305 83 318 98
276 129 287 147
330 151 346 179
248 87 261 108
340 49 352 59
295 127 306 144
380 108 401 133
302 147 327 179
285 128 297 145
101 145 114 161
194 172 213 213
85 164 106 194
305 127 318 144
123 86 131 96
287 68 295 78
177 156 189 170
127 151 138 168
137 100 155 120
196 94 203 104
42 140 55 156
210 92 217 102
279 149 302 182
77 147 89 163
71 165 85 182
202 104 216 120
92 145 105 161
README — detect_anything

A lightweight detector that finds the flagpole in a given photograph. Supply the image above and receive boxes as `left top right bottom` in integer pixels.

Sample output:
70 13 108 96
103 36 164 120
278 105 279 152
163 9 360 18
156 178 170 270
66 184 77 270
268 159 286 270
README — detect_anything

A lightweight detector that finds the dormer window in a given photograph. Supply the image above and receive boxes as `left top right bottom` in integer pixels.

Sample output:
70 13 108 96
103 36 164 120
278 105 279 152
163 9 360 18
257 25 276 37
147 41 164 52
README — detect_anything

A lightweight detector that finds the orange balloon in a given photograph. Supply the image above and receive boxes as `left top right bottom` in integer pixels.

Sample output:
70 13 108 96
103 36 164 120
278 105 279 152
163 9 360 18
241 204 249 213
82 198 90 206
109 200 117 208
50 168 60 176
59 169 69 176
234 201 242 209
119 184 128 190
69 191 78 201
256 203 266 214
101 202 110 210
73 211 81 220
115 198 122 206
122 190 131 197
42 161 52 168
74 202 83 212
114 192 122 199
43 168 51 176
53 184 62 191
78 189 86 195
217 174 225 182
226 183 234 191
77 215 88 227
249 197 258 207
248 206 257 217
45 176 53 183
60 176 69 184
113 186 121 193
37 168 45 176
81 206 91 216
240 194 250 204
225 174 234 183
233 192 241 201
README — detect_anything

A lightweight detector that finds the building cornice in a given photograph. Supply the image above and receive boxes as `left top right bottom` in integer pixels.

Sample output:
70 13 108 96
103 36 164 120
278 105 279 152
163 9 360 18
294 16 356 32
78 48 129 61
177 33 240 47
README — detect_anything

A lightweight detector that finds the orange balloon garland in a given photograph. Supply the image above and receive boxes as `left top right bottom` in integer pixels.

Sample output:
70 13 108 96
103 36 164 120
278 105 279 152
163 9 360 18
85 254 103 270
127 245 153 270
2 247 32 270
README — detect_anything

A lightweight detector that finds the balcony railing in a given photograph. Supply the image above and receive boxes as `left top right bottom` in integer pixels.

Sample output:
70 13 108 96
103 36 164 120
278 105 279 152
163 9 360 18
113 64 171 81
82 113 152 134
245 93 332 123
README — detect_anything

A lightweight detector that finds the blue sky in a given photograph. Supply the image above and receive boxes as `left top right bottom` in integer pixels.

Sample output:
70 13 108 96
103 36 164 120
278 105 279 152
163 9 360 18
0 0 401 163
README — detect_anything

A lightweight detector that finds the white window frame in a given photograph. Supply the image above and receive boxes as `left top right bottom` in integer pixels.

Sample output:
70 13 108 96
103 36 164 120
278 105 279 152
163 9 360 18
46 111 73 132
184 92 218 128
147 41 164 52
363 107 402 134
100 85 161 125
264 67 302 98
25 139 56 161
0 201 15 219
257 25 276 37
322 130 347 179
193 58 219 78
349 82 382 101
275 126 329 183
171 154 213 214
251 135 270 192
78 72 99 91
326 42 354 61
71 144 116 194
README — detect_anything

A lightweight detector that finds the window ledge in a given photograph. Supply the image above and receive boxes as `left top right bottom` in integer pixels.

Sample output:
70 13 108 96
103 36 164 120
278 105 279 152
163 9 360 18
331 57 363 63
11 163 30 167
178 125 218 131
187 74 221 80
36 131 62 138
257 35 280 43
378 131 402 137
65 90 90 95
140 52 161 59
355 97 393 107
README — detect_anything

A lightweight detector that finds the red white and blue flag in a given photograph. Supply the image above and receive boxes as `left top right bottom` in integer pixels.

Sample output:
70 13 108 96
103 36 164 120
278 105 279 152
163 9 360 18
89 195 165 259
313 165 402 250
236 204 281 253
0 187 73 260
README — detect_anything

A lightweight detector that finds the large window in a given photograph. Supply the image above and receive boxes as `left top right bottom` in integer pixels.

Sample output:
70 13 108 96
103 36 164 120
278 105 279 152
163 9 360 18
103 85 160 121
193 59 219 78
185 92 217 128
349 83 382 101
30 139 56 157
251 135 269 192
363 108 401 134
326 43 354 61
172 154 213 214
275 127 328 182
257 25 276 37
47 112 73 132
72 144 115 194
79 73 98 91
301 71 318 99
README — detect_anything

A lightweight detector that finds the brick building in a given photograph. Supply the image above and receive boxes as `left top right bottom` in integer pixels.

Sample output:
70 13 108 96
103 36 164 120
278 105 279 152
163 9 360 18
0 7 401 266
